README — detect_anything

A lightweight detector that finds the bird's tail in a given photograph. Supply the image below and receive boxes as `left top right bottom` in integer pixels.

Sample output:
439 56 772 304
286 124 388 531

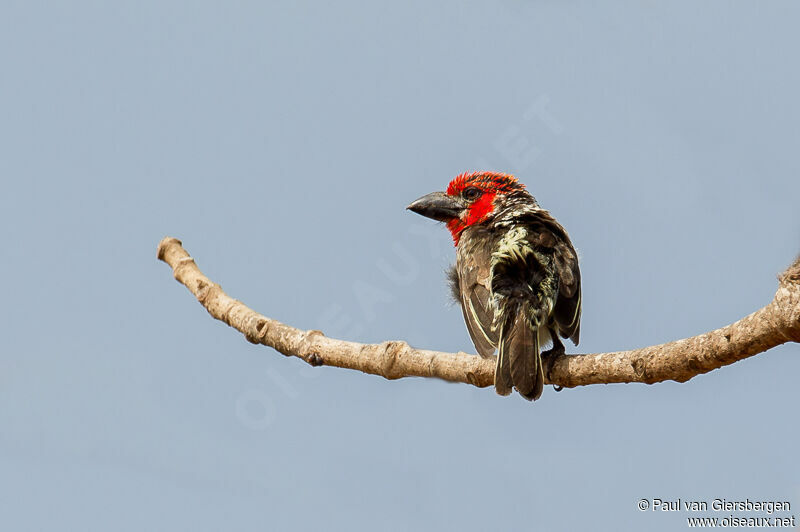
495 310 544 401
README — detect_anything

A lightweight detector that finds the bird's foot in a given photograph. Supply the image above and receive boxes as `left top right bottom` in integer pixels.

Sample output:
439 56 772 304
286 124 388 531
541 344 565 392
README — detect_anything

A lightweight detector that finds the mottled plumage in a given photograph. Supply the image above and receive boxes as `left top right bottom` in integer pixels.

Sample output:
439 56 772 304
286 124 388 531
408 172 581 400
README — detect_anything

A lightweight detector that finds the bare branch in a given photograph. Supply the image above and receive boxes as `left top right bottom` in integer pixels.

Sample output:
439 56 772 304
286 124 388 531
157 237 800 391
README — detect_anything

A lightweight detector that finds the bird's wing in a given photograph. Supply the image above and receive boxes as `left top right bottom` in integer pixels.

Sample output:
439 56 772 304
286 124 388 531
552 238 581 344
523 211 582 345
449 246 499 358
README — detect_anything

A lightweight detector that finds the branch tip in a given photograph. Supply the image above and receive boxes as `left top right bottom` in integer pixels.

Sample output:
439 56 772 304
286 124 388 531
779 254 800 284
157 236 182 261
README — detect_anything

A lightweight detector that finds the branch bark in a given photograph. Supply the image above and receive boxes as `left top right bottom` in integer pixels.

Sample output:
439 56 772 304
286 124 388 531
157 237 800 390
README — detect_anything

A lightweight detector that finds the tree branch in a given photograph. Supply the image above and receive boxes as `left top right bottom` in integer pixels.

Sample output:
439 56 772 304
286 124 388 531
157 237 800 391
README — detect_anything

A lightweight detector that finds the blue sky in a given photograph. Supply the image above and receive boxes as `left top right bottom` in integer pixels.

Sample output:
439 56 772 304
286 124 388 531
1 1 798 530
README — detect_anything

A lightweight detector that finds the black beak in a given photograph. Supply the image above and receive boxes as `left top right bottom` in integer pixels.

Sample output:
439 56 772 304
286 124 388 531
406 191 464 222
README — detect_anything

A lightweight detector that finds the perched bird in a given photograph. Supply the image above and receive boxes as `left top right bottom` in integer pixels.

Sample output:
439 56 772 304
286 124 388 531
407 172 581 400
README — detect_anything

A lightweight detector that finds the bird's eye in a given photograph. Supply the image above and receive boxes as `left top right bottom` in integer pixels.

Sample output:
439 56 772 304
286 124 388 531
462 187 482 201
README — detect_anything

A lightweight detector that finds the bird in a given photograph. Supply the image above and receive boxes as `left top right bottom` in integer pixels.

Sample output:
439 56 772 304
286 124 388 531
407 171 581 400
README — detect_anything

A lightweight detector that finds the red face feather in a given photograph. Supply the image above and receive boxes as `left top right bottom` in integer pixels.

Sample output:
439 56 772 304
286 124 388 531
445 171 525 245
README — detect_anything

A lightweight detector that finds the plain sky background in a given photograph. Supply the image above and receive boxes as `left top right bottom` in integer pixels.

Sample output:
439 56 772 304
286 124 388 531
1 1 799 531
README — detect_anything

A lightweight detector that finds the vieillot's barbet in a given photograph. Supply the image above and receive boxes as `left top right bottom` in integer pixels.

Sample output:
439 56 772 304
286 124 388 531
407 172 581 400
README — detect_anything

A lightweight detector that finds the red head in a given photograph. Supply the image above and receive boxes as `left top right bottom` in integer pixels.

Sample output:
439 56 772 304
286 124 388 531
407 171 528 245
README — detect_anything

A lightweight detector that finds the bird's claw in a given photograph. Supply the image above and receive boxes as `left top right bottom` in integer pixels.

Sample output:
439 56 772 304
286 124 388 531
541 342 565 392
